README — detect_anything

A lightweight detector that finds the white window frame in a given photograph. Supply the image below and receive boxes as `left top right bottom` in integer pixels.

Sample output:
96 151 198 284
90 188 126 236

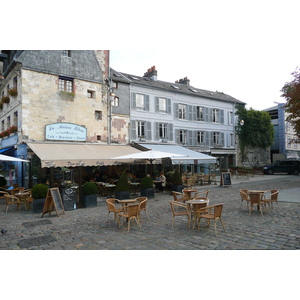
159 123 167 139
197 106 204 121
179 104 187 120
213 132 220 145
137 121 145 137
158 97 167 112
197 131 204 144
212 109 219 123
179 130 187 144
136 94 145 109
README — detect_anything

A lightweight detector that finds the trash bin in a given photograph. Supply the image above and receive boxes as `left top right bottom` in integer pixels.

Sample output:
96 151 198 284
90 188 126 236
61 184 79 210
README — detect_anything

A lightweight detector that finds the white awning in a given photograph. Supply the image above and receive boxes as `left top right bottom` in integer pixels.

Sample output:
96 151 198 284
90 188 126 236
138 144 217 164
27 142 145 168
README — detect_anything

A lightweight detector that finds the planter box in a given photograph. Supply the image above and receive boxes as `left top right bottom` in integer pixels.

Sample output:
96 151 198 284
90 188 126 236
32 198 46 213
82 194 97 208
170 184 184 194
140 188 154 199
115 190 130 200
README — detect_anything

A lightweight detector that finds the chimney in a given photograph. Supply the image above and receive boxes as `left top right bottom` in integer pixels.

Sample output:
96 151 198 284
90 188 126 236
144 66 157 81
176 77 190 86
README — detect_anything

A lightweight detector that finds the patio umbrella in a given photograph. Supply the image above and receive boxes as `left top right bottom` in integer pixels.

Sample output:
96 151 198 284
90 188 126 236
113 150 187 176
113 150 187 161
0 154 28 162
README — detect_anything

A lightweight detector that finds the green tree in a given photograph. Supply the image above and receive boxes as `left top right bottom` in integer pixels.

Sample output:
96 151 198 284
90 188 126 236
281 68 300 138
235 104 274 159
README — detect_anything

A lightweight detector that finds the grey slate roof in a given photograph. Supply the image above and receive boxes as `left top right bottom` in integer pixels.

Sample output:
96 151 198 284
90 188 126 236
16 50 103 83
111 68 245 104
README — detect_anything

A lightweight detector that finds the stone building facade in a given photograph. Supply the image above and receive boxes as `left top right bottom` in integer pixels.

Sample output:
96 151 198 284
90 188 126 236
0 50 109 185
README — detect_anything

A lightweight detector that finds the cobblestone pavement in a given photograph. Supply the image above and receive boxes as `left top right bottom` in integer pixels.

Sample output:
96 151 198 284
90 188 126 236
0 175 299 250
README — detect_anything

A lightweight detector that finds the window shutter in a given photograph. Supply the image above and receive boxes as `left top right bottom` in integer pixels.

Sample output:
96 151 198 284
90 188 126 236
131 93 136 109
175 129 180 144
146 121 152 140
204 107 210 122
220 132 225 146
131 120 136 140
168 123 173 141
220 110 224 124
188 130 193 146
155 97 159 112
205 131 210 146
155 122 159 140
188 105 193 121
174 103 179 119
167 98 171 114
145 95 150 111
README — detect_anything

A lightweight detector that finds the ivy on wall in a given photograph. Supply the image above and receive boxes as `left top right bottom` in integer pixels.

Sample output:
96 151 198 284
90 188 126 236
235 104 274 161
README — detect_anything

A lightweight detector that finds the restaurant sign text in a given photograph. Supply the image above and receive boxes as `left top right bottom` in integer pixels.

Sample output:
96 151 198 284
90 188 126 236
45 123 87 141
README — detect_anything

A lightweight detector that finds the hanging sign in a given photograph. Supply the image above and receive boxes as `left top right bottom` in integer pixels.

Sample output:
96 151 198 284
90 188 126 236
45 123 87 141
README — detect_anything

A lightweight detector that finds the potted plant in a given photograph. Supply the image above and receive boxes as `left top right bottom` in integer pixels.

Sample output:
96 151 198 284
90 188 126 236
82 182 98 208
170 169 184 193
140 176 154 199
1 96 10 104
32 183 49 213
114 171 131 200
8 87 18 97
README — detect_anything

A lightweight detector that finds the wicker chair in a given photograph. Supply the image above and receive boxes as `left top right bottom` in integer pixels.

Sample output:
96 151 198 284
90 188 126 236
198 203 225 235
194 190 210 199
248 192 266 215
135 197 149 220
5 194 21 213
169 200 191 229
172 191 188 204
239 189 250 209
117 203 141 232
191 201 209 229
106 198 123 223
264 190 279 210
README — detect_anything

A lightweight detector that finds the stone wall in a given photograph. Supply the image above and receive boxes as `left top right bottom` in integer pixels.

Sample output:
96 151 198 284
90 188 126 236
236 144 271 167
21 69 107 142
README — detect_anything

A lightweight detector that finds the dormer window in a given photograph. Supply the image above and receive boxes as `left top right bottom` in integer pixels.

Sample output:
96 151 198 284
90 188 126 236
62 50 71 57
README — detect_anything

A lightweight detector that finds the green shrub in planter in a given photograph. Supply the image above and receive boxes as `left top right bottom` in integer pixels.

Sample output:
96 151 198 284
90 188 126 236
115 171 130 200
140 176 154 198
32 183 49 199
172 169 183 185
140 176 154 189
171 169 184 193
82 182 98 195
32 184 49 213
82 182 98 208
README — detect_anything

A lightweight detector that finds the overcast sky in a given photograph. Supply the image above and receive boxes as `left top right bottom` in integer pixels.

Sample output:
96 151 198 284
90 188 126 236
109 1 300 111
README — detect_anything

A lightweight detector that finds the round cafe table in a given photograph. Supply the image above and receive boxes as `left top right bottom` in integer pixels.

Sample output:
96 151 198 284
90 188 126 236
183 189 198 200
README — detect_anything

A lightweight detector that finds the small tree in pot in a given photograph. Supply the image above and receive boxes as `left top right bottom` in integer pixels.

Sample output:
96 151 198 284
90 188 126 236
170 169 184 193
140 176 154 199
82 182 98 208
32 183 49 213
115 171 130 200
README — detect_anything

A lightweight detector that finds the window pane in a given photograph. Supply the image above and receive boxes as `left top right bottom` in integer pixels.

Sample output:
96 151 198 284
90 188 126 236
159 98 166 111
136 94 144 108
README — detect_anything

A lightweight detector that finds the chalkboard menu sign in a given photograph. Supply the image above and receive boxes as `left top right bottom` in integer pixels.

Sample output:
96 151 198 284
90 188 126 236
220 172 232 187
42 188 65 217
